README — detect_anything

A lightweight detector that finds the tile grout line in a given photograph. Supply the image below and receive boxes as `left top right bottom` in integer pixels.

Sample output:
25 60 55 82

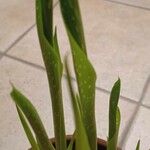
3 52 150 111
1 2 150 147
2 52 150 148
0 24 35 60
0 0 59 61
103 0 150 12
119 75 150 148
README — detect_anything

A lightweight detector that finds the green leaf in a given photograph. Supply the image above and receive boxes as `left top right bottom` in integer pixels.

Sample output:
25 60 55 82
65 57 91 150
53 27 61 61
59 0 87 54
40 0 53 44
11 87 54 150
67 131 76 150
107 107 121 150
16 106 39 150
67 32 97 150
136 140 140 150
36 0 66 149
107 79 121 150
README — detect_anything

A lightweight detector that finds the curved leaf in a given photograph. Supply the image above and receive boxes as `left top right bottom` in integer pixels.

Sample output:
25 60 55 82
16 106 39 150
59 0 87 54
107 79 121 150
36 0 66 149
65 57 90 150
107 107 121 150
11 87 54 150
67 32 97 150
136 140 140 150
39 0 53 44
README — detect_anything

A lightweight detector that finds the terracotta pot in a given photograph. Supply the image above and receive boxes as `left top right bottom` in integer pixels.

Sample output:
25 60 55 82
29 135 121 150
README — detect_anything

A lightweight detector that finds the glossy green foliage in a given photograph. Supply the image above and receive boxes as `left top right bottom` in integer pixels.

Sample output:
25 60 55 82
65 57 91 150
36 0 66 149
107 79 121 150
59 1 97 149
10 0 124 149
67 32 97 150
59 0 87 54
16 106 39 150
41 0 53 44
136 140 140 150
11 87 54 150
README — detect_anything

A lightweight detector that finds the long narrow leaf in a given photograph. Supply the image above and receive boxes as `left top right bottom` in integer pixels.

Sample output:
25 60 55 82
16 106 39 150
36 0 66 149
65 57 90 150
40 0 53 44
67 131 76 150
67 32 97 150
11 87 54 150
53 27 61 61
136 140 140 150
107 107 121 150
59 0 87 54
107 79 121 150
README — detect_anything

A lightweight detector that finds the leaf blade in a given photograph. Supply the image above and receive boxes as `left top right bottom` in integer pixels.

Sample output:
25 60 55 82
59 0 87 54
107 107 121 150
67 33 97 150
40 0 53 44
11 87 54 150
16 106 39 150
65 57 91 150
36 0 66 149
136 140 140 150
107 79 121 150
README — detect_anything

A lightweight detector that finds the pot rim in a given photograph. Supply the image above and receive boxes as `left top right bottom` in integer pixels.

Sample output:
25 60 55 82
29 135 121 150
49 135 121 150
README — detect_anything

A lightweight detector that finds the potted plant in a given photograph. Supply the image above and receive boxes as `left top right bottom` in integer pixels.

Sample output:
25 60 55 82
10 0 140 149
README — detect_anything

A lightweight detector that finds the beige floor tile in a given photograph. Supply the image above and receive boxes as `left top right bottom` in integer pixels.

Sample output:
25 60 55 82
55 0 150 101
0 0 35 52
107 0 150 9
7 26 67 68
5 0 59 67
0 56 137 149
8 0 150 101
143 89 150 107
0 0 58 52
142 75 150 106
8 27 44 67
124 107 150 150
0 57 74 150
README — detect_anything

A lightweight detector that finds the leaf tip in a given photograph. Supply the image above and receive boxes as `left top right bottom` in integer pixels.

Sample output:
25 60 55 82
9 81 16 96
114 77 121 90
117 77 121 84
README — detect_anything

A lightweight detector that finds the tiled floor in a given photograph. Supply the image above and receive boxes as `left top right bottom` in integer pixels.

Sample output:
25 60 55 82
0 0 150 150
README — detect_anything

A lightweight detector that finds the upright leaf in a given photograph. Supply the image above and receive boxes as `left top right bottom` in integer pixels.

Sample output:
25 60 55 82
65 57 90 150
107 107 121 150
53 27 61 61
40 0 53 44
36 0 66 149
107 79 121 150
11 87 54 150
67 33 97 150
59 0 96 148
59 0 87 54
16 106 39 150
67 131 76 150
136 140 140 150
